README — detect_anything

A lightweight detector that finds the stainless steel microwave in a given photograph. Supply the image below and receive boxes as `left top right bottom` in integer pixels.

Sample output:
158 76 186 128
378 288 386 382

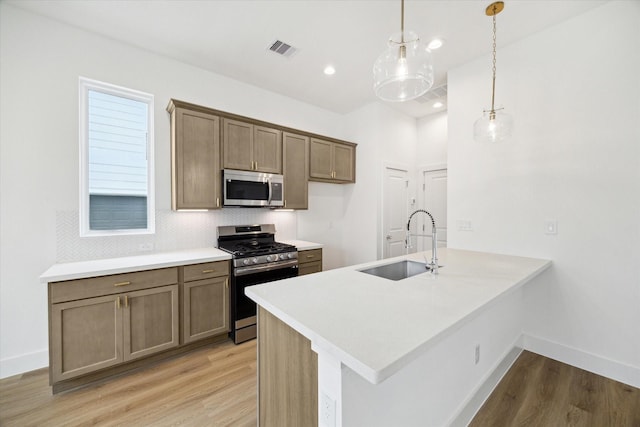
222 169 284 207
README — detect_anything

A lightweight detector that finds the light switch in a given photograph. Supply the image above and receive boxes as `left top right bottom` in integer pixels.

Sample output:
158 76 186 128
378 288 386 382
545 220 558 235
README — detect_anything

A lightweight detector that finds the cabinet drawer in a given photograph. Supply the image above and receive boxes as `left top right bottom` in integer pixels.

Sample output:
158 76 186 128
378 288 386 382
299 249 322 264
50 268 178 304
298 260 322 276
183 261 229 282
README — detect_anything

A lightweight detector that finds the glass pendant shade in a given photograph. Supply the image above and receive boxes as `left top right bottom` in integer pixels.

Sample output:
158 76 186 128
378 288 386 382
373 31 434 102
473 109 513 143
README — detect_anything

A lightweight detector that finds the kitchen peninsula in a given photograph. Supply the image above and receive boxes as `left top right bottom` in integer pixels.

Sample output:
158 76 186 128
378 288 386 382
246 248 551 427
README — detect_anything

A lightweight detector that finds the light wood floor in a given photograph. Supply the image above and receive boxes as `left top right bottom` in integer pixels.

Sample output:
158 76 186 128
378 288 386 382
0 339 257 426
470 350 640 427
1 343 638 426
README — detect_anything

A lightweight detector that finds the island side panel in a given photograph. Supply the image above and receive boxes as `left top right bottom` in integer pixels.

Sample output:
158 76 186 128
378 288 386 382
258 306 318 427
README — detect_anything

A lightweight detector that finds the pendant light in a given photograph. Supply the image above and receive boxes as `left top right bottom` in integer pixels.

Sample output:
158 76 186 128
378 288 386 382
373 0 434 102
474 1 513 143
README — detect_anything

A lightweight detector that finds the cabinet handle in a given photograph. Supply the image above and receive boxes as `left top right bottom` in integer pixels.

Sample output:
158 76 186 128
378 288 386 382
113 281 131 287
306 255 315 259
124 295 129 308
216 197 220 208
116 296 121 309
225 278 229 288
202 269 215 274
255 161 258 170
284 200 287 208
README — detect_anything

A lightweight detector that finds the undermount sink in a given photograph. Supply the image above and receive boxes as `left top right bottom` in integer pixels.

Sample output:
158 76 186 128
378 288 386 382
358 260 433 281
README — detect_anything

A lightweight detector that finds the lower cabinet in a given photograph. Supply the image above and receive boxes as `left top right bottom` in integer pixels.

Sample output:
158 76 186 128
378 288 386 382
48 261 230 391
182 261 230 344
298 248 323 276
50 284 179 383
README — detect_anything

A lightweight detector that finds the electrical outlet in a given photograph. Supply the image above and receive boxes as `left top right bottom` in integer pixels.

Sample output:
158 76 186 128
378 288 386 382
545 220 558 235
138 243 154 251
457 220 473 231
320 392 336 427
475 345 480 365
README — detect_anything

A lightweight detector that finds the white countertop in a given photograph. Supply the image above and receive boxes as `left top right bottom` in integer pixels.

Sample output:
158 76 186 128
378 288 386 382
246 248 551 384
41 247 231 283
282 240 324 251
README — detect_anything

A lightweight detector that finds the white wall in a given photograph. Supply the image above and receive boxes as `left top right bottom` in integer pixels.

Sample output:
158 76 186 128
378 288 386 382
417 110 448 168
448 0 640 386
0 4 352 378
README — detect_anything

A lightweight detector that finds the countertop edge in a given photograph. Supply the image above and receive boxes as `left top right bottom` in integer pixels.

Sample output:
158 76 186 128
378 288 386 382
40 249 232 283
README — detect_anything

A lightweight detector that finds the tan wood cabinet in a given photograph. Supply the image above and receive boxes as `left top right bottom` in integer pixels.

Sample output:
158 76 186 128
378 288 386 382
283 132 309 209
168 103 222 210
258 307 318 427
223 118 282 174
309 138 355 183
182 261 230 344
298 248 322 276
49 268 179 384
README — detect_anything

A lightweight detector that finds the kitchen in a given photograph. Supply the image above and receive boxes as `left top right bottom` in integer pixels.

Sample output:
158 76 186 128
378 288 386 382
1 0 639 426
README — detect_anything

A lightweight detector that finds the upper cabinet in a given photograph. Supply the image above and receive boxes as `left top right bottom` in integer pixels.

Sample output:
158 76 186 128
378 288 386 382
309 138 355 183
168 101 221 210
223 119 282 174
283 132 309 209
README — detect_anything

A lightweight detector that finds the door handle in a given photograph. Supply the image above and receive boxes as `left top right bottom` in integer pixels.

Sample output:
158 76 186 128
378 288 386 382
386 234 392 240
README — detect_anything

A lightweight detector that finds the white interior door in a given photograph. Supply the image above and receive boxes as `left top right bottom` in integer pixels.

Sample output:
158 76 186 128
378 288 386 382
423 169 447 247
383 167 409 259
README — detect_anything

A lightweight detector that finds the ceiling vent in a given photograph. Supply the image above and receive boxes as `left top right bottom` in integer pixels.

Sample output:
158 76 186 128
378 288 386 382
415 84 448 104
268 40 297 58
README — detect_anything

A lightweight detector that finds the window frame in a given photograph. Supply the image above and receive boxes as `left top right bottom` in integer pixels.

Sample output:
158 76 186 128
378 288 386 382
79 77 155 237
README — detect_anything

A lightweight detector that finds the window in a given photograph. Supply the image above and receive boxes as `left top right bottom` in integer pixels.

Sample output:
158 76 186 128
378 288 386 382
79 78 154 236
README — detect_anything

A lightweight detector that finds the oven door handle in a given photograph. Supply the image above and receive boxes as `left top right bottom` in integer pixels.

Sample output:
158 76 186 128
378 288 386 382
234 260 298 277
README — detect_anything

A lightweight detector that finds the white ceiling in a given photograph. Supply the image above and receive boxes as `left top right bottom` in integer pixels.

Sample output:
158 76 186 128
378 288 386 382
9 0 607 117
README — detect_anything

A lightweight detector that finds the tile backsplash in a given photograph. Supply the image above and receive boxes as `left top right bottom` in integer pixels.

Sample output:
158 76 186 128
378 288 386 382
56 209 297 262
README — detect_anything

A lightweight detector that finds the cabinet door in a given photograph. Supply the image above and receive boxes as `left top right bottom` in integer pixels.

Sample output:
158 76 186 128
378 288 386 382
173 108 221 209
183 277 229 344
298 261 322 276
309 138 333 180
223 119 253 171
254 126 282 173
123 285 179 362
51 295 123 383
283 132 309 209
333 143 355 182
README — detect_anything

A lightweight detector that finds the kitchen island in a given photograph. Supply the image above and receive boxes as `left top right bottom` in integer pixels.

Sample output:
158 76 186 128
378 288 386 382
246 248 551 427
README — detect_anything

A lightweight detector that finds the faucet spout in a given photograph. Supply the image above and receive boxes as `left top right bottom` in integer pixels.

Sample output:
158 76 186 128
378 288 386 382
406 209 439 274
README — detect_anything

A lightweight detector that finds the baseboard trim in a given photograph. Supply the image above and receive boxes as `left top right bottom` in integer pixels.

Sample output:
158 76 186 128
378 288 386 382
0 349 48 380
448 337 524 427
523 334 640 389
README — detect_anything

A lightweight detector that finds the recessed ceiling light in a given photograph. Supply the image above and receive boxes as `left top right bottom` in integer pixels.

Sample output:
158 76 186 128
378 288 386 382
433 101 444 108
324 65 336 76
427 39 444 50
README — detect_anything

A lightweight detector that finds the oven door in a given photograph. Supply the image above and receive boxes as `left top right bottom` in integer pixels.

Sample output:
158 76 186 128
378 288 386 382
223 169 284 207
231 263 298 342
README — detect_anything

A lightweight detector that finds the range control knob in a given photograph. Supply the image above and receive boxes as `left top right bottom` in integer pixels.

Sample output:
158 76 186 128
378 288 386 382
266 255 274 262
252 257 258 264
287 253 293 259
243 259 250 266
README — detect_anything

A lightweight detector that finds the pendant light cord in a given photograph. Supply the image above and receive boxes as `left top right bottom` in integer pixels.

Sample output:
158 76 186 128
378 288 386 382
490 5 498 118
400 0 405 43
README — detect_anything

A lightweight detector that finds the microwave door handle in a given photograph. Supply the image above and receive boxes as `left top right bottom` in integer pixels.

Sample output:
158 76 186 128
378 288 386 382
267 179 273 206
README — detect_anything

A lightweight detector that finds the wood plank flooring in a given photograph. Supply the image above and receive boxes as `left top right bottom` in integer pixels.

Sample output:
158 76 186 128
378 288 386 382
1 343 638 426
0 339 257 426
470 350 640 427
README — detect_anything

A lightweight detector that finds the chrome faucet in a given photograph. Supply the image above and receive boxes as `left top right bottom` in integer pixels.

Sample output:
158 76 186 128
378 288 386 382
406 209 439 274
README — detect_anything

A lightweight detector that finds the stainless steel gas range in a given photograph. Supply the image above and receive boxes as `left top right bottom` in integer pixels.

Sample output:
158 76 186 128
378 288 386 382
217 224 298 344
